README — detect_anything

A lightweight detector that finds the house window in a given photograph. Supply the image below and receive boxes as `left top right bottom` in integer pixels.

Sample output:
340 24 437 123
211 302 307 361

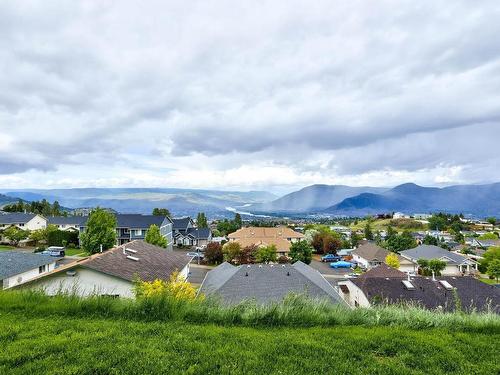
135 229 142 236
39 265 47 274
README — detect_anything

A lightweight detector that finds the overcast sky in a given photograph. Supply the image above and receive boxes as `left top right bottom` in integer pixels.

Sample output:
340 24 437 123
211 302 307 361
1 1 500 194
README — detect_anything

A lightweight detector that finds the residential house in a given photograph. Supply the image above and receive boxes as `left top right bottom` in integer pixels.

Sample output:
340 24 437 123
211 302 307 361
227 226 304 257
471 238 500 249
172 217 212 247
79 214 173 250
413 214 432 220
393 212 409 219
47 216 86 231
0 213 47 231
26 240 192 298
198 261 345 305
338 264 500 313
351 243 413 272
400 245 478 276
0 251 59 289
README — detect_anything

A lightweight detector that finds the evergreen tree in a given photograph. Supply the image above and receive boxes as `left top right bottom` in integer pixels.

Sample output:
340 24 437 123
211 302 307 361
196 212 208 228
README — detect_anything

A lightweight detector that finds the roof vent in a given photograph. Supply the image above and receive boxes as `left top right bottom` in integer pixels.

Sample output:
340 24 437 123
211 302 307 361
245 272 248 277
282 264 286 268
125 248 137 254
258 265 262 268
287 271 290 276
247 265 251 268
402 280 415 290
127 255 139 262
66 270 77 277
270 264 274 268
439 280 453 290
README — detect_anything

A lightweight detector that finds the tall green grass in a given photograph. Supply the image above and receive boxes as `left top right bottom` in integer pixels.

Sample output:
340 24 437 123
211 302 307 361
1 290 498 332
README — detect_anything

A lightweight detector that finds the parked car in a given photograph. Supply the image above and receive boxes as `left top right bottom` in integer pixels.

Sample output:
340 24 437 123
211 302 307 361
42 246 65 257
321 254 342 263
330 261 354 269
187 252 204 259
344 273 358 279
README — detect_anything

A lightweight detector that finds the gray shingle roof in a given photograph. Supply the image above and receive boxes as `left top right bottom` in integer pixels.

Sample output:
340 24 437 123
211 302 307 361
186 227 211 239
82 240 191 282
0 252 58 279
351 275 500 313
47 216 87 225
400 245 472 265
0 213 38 224
172 217 194 231
199 261 344 305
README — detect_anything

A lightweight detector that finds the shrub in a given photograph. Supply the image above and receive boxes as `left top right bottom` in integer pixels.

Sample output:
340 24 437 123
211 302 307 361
204 242 224 264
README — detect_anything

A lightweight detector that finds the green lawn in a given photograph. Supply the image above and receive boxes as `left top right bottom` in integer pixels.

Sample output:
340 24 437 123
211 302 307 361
479 277 499 285
64 248 86 257
0 313 498 375
0 245 15 251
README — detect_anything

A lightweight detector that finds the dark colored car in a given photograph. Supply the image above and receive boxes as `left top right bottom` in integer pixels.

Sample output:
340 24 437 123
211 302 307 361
321 254 342 263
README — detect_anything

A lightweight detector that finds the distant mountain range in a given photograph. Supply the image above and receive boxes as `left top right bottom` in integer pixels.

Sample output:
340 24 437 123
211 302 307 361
248 182 500 217
248 185 387 213
0 194 20 208
324 183 500 216
2 182 500 218
0 188 277 217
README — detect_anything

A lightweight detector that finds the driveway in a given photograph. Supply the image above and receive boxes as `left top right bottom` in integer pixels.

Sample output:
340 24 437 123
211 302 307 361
187 264 212 286
309 259 352 286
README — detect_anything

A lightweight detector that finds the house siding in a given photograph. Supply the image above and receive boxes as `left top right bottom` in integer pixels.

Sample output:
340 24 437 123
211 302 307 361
2 262 56 289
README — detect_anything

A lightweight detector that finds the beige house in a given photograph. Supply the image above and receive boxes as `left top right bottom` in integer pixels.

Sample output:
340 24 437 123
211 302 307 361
227 226 304 257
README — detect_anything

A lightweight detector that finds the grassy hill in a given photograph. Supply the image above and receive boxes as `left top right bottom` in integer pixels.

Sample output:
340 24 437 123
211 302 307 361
0 291 499 374
350 218 427 232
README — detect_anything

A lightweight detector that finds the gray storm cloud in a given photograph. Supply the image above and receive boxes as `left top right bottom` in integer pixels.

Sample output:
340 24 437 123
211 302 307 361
0 0 499 189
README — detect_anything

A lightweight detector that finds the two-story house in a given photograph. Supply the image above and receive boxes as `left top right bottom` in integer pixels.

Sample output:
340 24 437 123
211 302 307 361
80 214 173 250
0 213 47 231
172 217 212 248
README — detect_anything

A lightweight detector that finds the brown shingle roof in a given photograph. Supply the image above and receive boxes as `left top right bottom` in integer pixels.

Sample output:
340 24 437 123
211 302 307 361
227 227 304 253
82 240 191 282
358 264 406 279
352 243 390 261
353 243 412 264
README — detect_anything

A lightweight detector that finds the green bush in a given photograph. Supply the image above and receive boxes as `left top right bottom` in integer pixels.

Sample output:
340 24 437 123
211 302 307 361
47 230 79 247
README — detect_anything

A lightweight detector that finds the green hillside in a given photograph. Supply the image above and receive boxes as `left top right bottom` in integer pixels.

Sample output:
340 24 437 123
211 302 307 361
0 291 499 374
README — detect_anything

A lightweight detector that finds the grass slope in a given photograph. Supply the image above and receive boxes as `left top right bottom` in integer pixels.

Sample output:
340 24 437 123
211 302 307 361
0 313 499 375
0 291 499 374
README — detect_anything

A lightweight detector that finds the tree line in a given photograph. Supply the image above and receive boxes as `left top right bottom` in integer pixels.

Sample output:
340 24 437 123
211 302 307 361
3 199 66 217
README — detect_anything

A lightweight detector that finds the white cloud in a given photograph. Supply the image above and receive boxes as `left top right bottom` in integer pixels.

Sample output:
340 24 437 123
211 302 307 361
1 1 500 192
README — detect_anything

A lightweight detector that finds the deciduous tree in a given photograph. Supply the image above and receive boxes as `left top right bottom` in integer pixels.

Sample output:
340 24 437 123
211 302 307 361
289 240 313 264
385 253 400 269
204 242 224 264
255 244 277 263
80 208 117 254
145 224 167 248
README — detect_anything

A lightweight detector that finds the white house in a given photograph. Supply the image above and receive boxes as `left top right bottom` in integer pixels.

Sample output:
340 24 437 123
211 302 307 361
0 213 47 231
0 251 58 289
399 245 478 276
27 240 192 298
